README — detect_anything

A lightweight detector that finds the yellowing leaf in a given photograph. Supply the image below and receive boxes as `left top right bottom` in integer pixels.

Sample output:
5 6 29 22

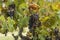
0 15 5 22
57 2 60 10
28 0 33 3
51 2 60 11
40 16 49 22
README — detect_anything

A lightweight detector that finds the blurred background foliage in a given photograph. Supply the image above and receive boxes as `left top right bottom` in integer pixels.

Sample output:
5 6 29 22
0 0 60 40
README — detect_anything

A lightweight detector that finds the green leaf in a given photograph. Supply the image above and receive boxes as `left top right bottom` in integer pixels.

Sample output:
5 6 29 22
7 17 15 32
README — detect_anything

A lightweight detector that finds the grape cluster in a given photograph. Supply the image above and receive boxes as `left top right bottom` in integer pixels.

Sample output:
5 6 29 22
28 13 41 39
7 3 15 18
29 13 41 30
45 27 60 40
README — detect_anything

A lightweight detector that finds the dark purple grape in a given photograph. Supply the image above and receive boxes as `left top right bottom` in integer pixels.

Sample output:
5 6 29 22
8 10 14 17
7 8 15 18
7 3 15 18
